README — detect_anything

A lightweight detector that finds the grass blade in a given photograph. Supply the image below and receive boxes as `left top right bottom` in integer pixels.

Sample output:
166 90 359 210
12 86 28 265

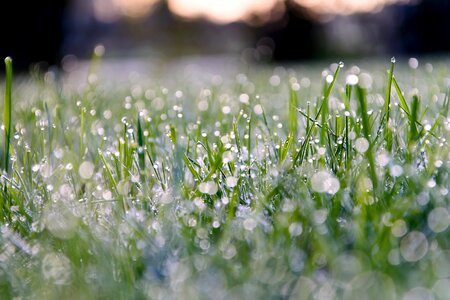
3 57 12 175
356 86 378 190
289 84 298 139
137 114 146 176
319 62 343 146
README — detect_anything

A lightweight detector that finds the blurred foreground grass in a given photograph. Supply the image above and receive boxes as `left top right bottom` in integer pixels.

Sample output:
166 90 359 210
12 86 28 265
0 53 450 299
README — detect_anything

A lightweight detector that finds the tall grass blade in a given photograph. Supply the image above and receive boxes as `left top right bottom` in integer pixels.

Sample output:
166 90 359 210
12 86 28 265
319 62 343 146
289 85 298 139
356 86 378 190
137 114 146 176
3 57 12 175
409 94 420 143
384 58 395 150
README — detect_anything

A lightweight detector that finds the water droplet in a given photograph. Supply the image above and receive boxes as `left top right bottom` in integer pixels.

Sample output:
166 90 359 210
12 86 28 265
198 181 218 195
376 151 390 167
346 74 359 85
355 137 369 153
94 44 105 57
400 231 428 262
403 287 433 300
391 219 407 237
289 222 303 237
430 250 450 280
269 75 281 87
390 165 403 177
79 161 94 179
42 252 72 285
338 61 345 68
239 93 250 104
427 207 450 233
408 57 419 69
433 279 450 299
326 74 334 84
226 176 238 188
253 104 263 115
198 100 208 111
391 57 396 63
243 218 257 231
311 171 340 195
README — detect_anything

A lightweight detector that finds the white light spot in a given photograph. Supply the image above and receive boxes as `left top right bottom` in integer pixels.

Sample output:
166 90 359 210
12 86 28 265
42 253 72 285
311 171 340 195
269 75 280 86
198 181 218 195
427 207 450 233
376 151 390 167
226 176 238 188
289 222 303 237
222 106 231 114
253 104 263 115
239 93 250 104
346 74 359 85
400 231 428 262
326 74 334 84
78 161 94 179
243 218 257 231
355 137 369 153
391 219 407 237
408 57 419 69
359 73 373 89
390 165 403 177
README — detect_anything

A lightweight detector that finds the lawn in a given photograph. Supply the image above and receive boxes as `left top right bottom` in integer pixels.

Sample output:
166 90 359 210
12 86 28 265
0 52 449 299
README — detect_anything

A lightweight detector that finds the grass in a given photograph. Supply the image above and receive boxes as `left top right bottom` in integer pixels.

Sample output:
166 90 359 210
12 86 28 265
0 54 450 299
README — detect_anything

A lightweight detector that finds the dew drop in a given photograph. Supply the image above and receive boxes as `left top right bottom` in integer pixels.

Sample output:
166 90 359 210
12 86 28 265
78 161 94 179
427 207 450 233
400 231 428 262
346 74 359 86
311 171 340 195
226 176 238 188
198 181 218 195
355 138 369 153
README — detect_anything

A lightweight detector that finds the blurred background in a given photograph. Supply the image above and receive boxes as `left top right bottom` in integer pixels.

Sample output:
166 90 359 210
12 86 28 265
1 0 449 70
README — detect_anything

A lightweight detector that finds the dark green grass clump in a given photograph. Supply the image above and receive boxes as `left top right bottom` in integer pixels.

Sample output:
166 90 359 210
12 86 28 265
0 54 450 299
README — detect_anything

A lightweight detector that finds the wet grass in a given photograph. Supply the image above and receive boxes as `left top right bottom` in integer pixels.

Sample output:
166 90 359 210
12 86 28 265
0 54 450 299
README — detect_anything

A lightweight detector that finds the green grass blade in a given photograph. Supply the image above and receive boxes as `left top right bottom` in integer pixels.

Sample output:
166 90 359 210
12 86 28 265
137 114 146 176
319 62 343 146
409 94 420 143
392 76 411 116
356 86 378 190
289 84 298 139
384 58 395 150
3 57 12 175
385 58 395 127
